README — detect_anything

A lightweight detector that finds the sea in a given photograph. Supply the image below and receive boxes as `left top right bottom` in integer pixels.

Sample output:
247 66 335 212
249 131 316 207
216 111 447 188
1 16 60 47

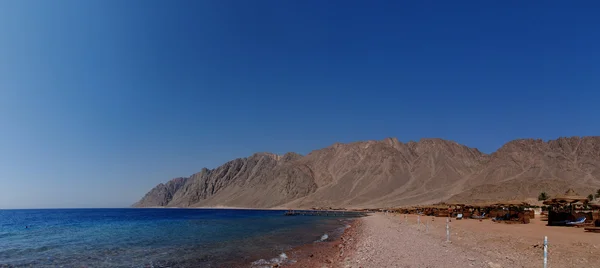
0 208 357 268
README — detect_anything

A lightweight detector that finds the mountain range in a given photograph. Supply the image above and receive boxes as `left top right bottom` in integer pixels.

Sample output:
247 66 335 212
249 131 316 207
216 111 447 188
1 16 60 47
133 136 600 209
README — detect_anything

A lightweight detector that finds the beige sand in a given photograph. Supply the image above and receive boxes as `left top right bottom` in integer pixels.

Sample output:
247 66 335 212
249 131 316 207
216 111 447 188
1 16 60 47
343 213 599 268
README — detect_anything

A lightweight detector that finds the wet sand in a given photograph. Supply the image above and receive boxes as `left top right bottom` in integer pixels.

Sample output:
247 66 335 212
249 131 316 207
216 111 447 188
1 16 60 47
229 217 359 268
338 213 599 268
286 219 361 268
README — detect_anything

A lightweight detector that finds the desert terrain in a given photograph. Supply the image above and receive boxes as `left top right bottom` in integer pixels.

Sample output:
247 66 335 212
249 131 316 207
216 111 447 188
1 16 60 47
290 213 599 268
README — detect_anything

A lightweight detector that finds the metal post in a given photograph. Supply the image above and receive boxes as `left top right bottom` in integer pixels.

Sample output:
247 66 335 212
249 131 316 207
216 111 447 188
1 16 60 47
446 217 450 242
418 215 421 225
543 236 548 268
426 221 429 233
404 214 407 223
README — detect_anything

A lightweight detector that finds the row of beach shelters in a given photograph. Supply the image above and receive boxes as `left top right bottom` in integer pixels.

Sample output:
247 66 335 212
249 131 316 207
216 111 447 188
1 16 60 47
426 203 464 217
543 189 599 226
423 201 534 223
407 204 453 217
591 200 600 218
385 200 535 224
382 204 456 217
486 201 534 223
386 203 460 217
590 200 600 231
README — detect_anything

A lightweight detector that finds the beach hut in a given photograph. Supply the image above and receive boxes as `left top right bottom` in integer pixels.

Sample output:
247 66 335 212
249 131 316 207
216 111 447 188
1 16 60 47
423 204 449 217
434 205 450 217
445 203 465 218
432 202 464 218
589 200 600 225
546 189 590 226
463 201 495 219
552 189 588 204
488 201 532 223
581 200 600 232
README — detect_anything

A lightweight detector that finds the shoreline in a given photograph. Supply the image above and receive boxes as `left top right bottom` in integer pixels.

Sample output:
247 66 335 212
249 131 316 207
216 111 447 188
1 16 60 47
284 218 361 268
233 217 363 268
132 206 293 210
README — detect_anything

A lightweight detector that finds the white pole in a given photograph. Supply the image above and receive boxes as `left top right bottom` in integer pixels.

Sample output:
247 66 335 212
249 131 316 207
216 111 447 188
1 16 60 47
446 217 450 242
426 221 429 233
418 215 421 225
543 236 548 268
404 214 407 223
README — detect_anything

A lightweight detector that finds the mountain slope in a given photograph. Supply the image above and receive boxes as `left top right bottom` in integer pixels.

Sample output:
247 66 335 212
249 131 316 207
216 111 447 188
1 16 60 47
167 152 317 208
282 138 486 208
133 136 600 208
447 136 600 203
132 177 188 207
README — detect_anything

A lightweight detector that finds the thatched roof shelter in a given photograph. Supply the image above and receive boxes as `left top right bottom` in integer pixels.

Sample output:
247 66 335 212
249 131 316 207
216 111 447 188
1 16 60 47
542 200 555 205
463 201 495 208
425 204 450 209
494 200 531 207
444 202 465 207
589 200 600 209
548 189 588 204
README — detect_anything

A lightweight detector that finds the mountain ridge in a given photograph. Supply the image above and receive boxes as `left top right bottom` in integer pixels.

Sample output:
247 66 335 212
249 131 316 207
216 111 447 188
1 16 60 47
133 136 600 208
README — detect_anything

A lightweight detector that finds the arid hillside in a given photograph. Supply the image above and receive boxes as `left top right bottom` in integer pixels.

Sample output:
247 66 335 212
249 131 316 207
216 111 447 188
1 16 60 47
133 136 600 208
447 137 600 203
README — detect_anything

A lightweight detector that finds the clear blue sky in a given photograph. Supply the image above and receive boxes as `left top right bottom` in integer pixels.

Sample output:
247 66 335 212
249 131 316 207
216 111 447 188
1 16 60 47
1 1 598 208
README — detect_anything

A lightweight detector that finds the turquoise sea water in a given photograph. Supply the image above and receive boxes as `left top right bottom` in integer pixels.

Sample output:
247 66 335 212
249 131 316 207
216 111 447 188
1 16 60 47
0 209 353 267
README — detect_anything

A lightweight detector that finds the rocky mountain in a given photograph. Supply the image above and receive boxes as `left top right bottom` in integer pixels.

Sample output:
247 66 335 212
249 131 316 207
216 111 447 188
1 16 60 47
447 136 600 203
133 136 600 209
166 152 316 208
132 177 188 207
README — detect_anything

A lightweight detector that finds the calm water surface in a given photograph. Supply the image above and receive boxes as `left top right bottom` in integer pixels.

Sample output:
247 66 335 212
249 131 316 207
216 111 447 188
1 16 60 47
0 208 354 267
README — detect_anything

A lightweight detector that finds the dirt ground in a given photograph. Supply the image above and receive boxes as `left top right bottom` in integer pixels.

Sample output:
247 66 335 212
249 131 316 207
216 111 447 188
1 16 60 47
345 213 599 268
420 213 599 267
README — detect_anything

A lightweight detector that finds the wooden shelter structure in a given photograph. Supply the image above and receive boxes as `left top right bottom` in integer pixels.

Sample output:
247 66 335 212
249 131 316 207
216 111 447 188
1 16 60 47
427 203 464 218
552 189 588 204
545 189 592 226
484 201 533 223
589 200 600 227
384 200 536 223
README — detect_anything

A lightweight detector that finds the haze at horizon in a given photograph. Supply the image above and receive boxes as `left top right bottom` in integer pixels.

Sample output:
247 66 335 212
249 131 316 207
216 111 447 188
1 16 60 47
1 1 599 209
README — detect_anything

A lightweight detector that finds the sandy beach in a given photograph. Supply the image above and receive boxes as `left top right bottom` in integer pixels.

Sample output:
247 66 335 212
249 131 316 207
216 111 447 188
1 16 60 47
290 213 600 268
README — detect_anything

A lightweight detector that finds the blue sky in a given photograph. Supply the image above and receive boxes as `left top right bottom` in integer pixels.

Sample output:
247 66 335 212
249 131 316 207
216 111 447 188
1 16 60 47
1 1 598 208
